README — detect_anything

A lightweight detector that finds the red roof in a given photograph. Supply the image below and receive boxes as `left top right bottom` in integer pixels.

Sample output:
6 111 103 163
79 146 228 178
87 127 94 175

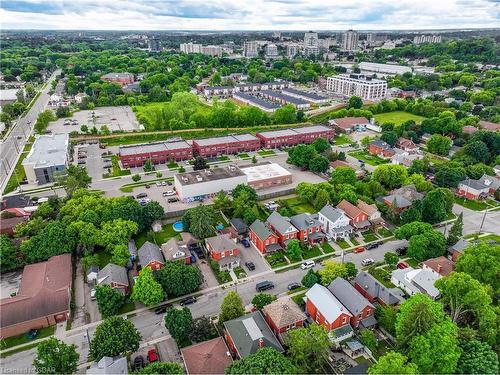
337 199 364 219
181 337 233 374
479 120 500 131
331 117 369 129
422 256 454 276
462 125 479 134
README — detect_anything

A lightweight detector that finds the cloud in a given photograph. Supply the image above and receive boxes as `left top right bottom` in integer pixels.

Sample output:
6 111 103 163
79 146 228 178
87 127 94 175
1 0 498 30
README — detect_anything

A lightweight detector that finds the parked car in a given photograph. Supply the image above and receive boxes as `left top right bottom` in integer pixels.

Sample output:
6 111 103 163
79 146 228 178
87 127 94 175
90 288 96 301
241 238 251 248
395 247 408 256
161 181 168 186
354 246 365 253
156 181 161 187
365 242 380 250
256 280 274 292
287 282 301 291
163 190 175 196
133 356 144 371
361 258 375 266
245 261 255 271
77 160 86 165
145 184 150 189
147 348 158 363
136 193 148 199
300 260 315 270
397 261 409 269
154 303 172 315
180 296 197 306
167 197 179 203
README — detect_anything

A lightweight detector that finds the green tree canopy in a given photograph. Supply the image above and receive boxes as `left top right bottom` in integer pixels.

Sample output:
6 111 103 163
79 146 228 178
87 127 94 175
164 307 193 344
33 338 79 374
456 339 498 375
219 291 245 323
368 352 418 374
285 324 330 373
251 293 275 310
318 260 348 286
131 267 164 306
89 317 141 360
226 347 299 374
373 164 408 190
155 261 202 298
95 284 125 318
136 362 184 374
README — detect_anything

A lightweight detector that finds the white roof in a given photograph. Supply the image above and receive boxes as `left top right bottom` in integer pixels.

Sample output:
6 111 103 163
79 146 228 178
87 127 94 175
0 89 19 101
240 163 291 182
306 283 351 323
23 133 69 168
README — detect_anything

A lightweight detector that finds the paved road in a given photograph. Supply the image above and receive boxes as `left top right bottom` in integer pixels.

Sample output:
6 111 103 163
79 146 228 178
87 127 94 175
0 70 61 194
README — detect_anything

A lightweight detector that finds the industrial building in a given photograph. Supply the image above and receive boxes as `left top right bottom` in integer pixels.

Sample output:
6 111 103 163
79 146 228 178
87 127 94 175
359 62 412 76
119 140 192 168
281 88 329 104
256 125 334 149
192 134 261 157
232 92 282 112
240 163 292 190
22 134 69 184
326 74 387 101
258 90 310 110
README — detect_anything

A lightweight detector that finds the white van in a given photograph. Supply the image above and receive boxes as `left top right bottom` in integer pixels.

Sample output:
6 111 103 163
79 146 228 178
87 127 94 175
300 260 315 270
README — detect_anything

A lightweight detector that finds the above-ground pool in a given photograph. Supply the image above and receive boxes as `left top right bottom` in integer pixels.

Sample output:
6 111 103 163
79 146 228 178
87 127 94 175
173 221 184 232
215 223 224 231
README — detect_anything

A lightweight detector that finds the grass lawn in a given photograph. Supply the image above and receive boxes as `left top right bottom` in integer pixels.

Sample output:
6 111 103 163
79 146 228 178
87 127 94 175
118 300 136 315
302 245 323 259
362 230 378 242
135 225 180 248
215 270 232 284
120 177 174 193
368 267 396 288
374 111 426 126
291 292 307 306
3 143 33 194
321 242 335 254
282 197 316 215
213 212 229 228
454 197 499 211
377 228 393 238
167 161 179 169
336 239 350 249
238 153 250 159
405 258 420 268
334 134 353 146
258 150 276 157
217 156 230 162
103 155 131 179
348 150 390 166
351 238 359 246
266 252 289 269
0 325 55 350
287 286 307 295
287 252 303 263
233 266 247 279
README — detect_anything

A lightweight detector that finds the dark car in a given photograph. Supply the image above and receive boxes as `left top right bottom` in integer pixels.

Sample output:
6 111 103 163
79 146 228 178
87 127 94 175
287 282 301 291
167 197 179 203
241 238 251 248
180 296 197 306
154 303 172 315
366 242 380 250
136 193 148 199
256 280 274 292
396 246 408 256
133 356 144 371
189 243 201 251
245 261 255 271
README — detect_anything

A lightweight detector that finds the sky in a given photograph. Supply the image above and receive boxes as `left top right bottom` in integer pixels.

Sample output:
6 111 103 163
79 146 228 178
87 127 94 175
1 0 499 31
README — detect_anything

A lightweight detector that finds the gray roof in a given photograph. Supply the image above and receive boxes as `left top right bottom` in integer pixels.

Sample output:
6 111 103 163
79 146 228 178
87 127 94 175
282 87 327 100
23 134 69 169
205 234 237 253
292 125 331 134
101 72 133 79
370 139 393 150
290 213 321 230
119 140 191 156
459 178 490 191
87 356 127 375
266 211 295 235
319 204 345 223
97 264 129 287
230 218 248 234
260 90 309 105
328 278 374 316
354 271 405 305
383 194 412 208
175 165 245 186
223 311 284 358
449 238 469 254
257 128 299 138
249 219 275 241
233 92 281 110
138 241 164 267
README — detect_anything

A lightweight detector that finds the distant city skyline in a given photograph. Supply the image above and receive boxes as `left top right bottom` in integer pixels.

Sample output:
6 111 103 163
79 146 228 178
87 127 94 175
1 0 499 31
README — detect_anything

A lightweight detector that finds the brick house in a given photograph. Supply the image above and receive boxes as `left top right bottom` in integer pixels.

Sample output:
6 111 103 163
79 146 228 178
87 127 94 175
336 199 371 231
96 263 129 295
100 72 134 85
368 140 395 158
328 117 370 134
396 137 418 153
262 297 306 336
328 278 375 329
205 234 240 270
354 271 405 306
119 141 192 168
192 134 261 158
0 209 29 236
249 219 281 254
447 238 469 262
457 174 500 200
138 241 165 271
422 256 454 277
289 213 325 244
356 200 383 226
181 337 233 374
266 211 298 248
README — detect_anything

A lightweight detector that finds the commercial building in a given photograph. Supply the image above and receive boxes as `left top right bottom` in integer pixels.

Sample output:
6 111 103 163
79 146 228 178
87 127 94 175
256 125 334 148
240 162 292 190
232 92 282 112
100 72 134 85
192 134 261 157
22 134 69 184
341 30 359 52
326 74 387 100
119 140 192 168
358 62 412 76
243 41 259 58
413 34 442 45
281 87 329 104
258 90 310 110
147 38 161 52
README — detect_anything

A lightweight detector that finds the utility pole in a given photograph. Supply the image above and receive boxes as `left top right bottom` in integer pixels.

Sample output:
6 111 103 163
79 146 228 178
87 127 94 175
478 208 488 235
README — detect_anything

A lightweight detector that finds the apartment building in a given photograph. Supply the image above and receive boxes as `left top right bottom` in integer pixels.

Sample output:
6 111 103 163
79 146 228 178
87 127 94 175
265 44 279 58
341 30 359 52
304 31 319 55
180 42 202 53
243 41 259 58
286 44 298 58
326 74 387 100
413 35 442 45
180 43 222 57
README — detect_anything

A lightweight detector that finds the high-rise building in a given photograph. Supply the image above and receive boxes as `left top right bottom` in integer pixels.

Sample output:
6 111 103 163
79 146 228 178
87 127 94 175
201 45 223 57
265 44 279 58
180 42 202 54
341 30 359 52
147 38 161 52
243 41 259 58
413 35 442 45
326 74 387 100
287 44 298 58
304 31 319 48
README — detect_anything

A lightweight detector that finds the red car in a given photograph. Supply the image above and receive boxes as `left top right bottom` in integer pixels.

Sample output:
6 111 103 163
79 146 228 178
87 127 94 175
147 348 158 363
397 261 409 269
354 246 365 253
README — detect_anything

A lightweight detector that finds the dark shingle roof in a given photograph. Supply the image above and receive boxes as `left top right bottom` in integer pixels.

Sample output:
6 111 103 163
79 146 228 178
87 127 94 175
328 277 373 316
249 220 275 241
138 241 164 267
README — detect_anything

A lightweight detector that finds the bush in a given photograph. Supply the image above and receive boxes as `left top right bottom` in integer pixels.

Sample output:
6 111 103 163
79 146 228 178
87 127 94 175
132 174 141 182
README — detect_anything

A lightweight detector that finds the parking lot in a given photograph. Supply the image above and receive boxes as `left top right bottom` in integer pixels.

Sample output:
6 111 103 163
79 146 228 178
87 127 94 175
74 143 107 180
0 270 23 299
48 106 142 134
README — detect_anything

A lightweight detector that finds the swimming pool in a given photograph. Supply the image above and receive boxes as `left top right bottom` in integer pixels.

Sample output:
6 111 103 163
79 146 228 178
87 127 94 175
173 221 184 232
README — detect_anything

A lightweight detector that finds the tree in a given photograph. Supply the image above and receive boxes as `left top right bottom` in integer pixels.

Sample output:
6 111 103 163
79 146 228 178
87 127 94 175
143 159 153 172
286 324 330 373
131 267 164 306
375 305 398 335
219 291 245 323
189 316 217 343
463 140 490 163
227 347 298 374
95 285 125 318
251 293 274 310
359 329 377 352
309 155 329 173
56 106 71 118
164 307 193 344
33 338 79 374
0 234 20 272
274 104 297 124
427 134 452 156
318 260 348 286
110 244 131 267
213 190 233 214
287 144 317 169
286 239 303 260
395 221 433 240
456 339 498 375
368 352 418 374
132 174 141 182
89 317 140 360
407 230 446 261
345 262 357 279
252 155 257 164
384 252 398 266
455 242 500 293
330 167 357 186
98 219 138 252
313 189 330 211
193 156 208 170
232 184 258 202
155 261 201 298
404 173 433 192
381 131 398 146
447 212 463 246
347 96 363 109
136 362 184 374
421 188 450 224
58 165 92 196
312 137 330 153
373 164 408 190
182 205 215 239
302 269 319 287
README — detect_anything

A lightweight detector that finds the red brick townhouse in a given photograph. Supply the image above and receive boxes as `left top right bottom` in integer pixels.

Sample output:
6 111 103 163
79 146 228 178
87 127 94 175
205 234 240 270
249 219 281 254
266 211 298 248
336 199 371 231
328 277 376 329
119 140 192 168
256 125 334 149
289 213 325 244
192 134 261 158
262 297 306 336
368 139 395 158
100 72 135 85
138 241 165 271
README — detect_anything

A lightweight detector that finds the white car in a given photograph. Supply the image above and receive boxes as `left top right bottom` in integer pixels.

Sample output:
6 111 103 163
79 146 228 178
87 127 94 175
163 190 175 196
300 260 315 270
90 288 96 301
361 258 375 266
156 181 161 187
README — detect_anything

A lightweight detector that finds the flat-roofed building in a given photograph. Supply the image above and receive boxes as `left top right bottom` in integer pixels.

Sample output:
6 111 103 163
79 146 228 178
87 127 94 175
281 87 329 104
100 72 134 86
233 92 282 113
240 162 292 190
326 74 387 100
243 41 259 58
359 62 412 76
119 140 192 168
258 90 310 110
192 134 261 157
256 125 333 148
22 134 69 184
180 42 202 54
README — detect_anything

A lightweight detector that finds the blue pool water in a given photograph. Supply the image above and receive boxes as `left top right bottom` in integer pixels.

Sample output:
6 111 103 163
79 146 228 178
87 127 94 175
215 223 224 230
173 221 184 232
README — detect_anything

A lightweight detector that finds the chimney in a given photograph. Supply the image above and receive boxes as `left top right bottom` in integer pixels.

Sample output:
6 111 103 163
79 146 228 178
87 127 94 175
258 338 265 348
437 264 442 274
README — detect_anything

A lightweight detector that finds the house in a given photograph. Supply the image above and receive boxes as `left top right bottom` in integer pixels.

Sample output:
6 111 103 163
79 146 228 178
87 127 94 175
97 264 129 295
181 337 233 374
161 238 192 264
305 284 353 341
138 241 164 271
382 185 423 213
329 117 370 134
318 204 353 240
266 211 298 247
1 194 33 210
289 213 325 244
330 160 364 179
86 356 128 375
422 256 454 277
494 165 500 177
336 199 371 230
391 267 440 300
0 254 72 339
249 219 281 254
230 218 248 236
262 297 306 335
74 93 87 104
0 211 29 236
328 278 376 329
479 120 500 132
205 234 240 270
356 200 383 226
457 174 500 200
396 137 418 153
354 271 405 306
87 266 99 283
368 140 395 158
391 151 424 168
223 311 284 359
448 238 469 261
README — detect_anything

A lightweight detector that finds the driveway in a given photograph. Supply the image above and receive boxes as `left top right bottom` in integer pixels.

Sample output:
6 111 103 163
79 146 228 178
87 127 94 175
238 242 270 274
75 143 105 180
157 337 182 364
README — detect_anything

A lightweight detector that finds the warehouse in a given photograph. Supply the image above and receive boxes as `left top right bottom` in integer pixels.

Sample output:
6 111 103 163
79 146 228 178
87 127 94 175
256 125 334 149
281 88 330 104
240 163 292 189
192 134 261 157
233 92 282 113
119 140 192 168
258 90 310 110
174 165 247 202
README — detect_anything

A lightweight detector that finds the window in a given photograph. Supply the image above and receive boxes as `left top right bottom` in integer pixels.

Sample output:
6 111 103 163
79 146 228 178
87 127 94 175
342 316 347 324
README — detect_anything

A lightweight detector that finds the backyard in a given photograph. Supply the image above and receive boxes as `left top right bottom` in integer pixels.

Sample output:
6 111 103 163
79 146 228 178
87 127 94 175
280 197 316 215
361 230 378 242
348 150 390 166
334 134 353 146
0 325 55 350
135 224 180 248
374 111 426 126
